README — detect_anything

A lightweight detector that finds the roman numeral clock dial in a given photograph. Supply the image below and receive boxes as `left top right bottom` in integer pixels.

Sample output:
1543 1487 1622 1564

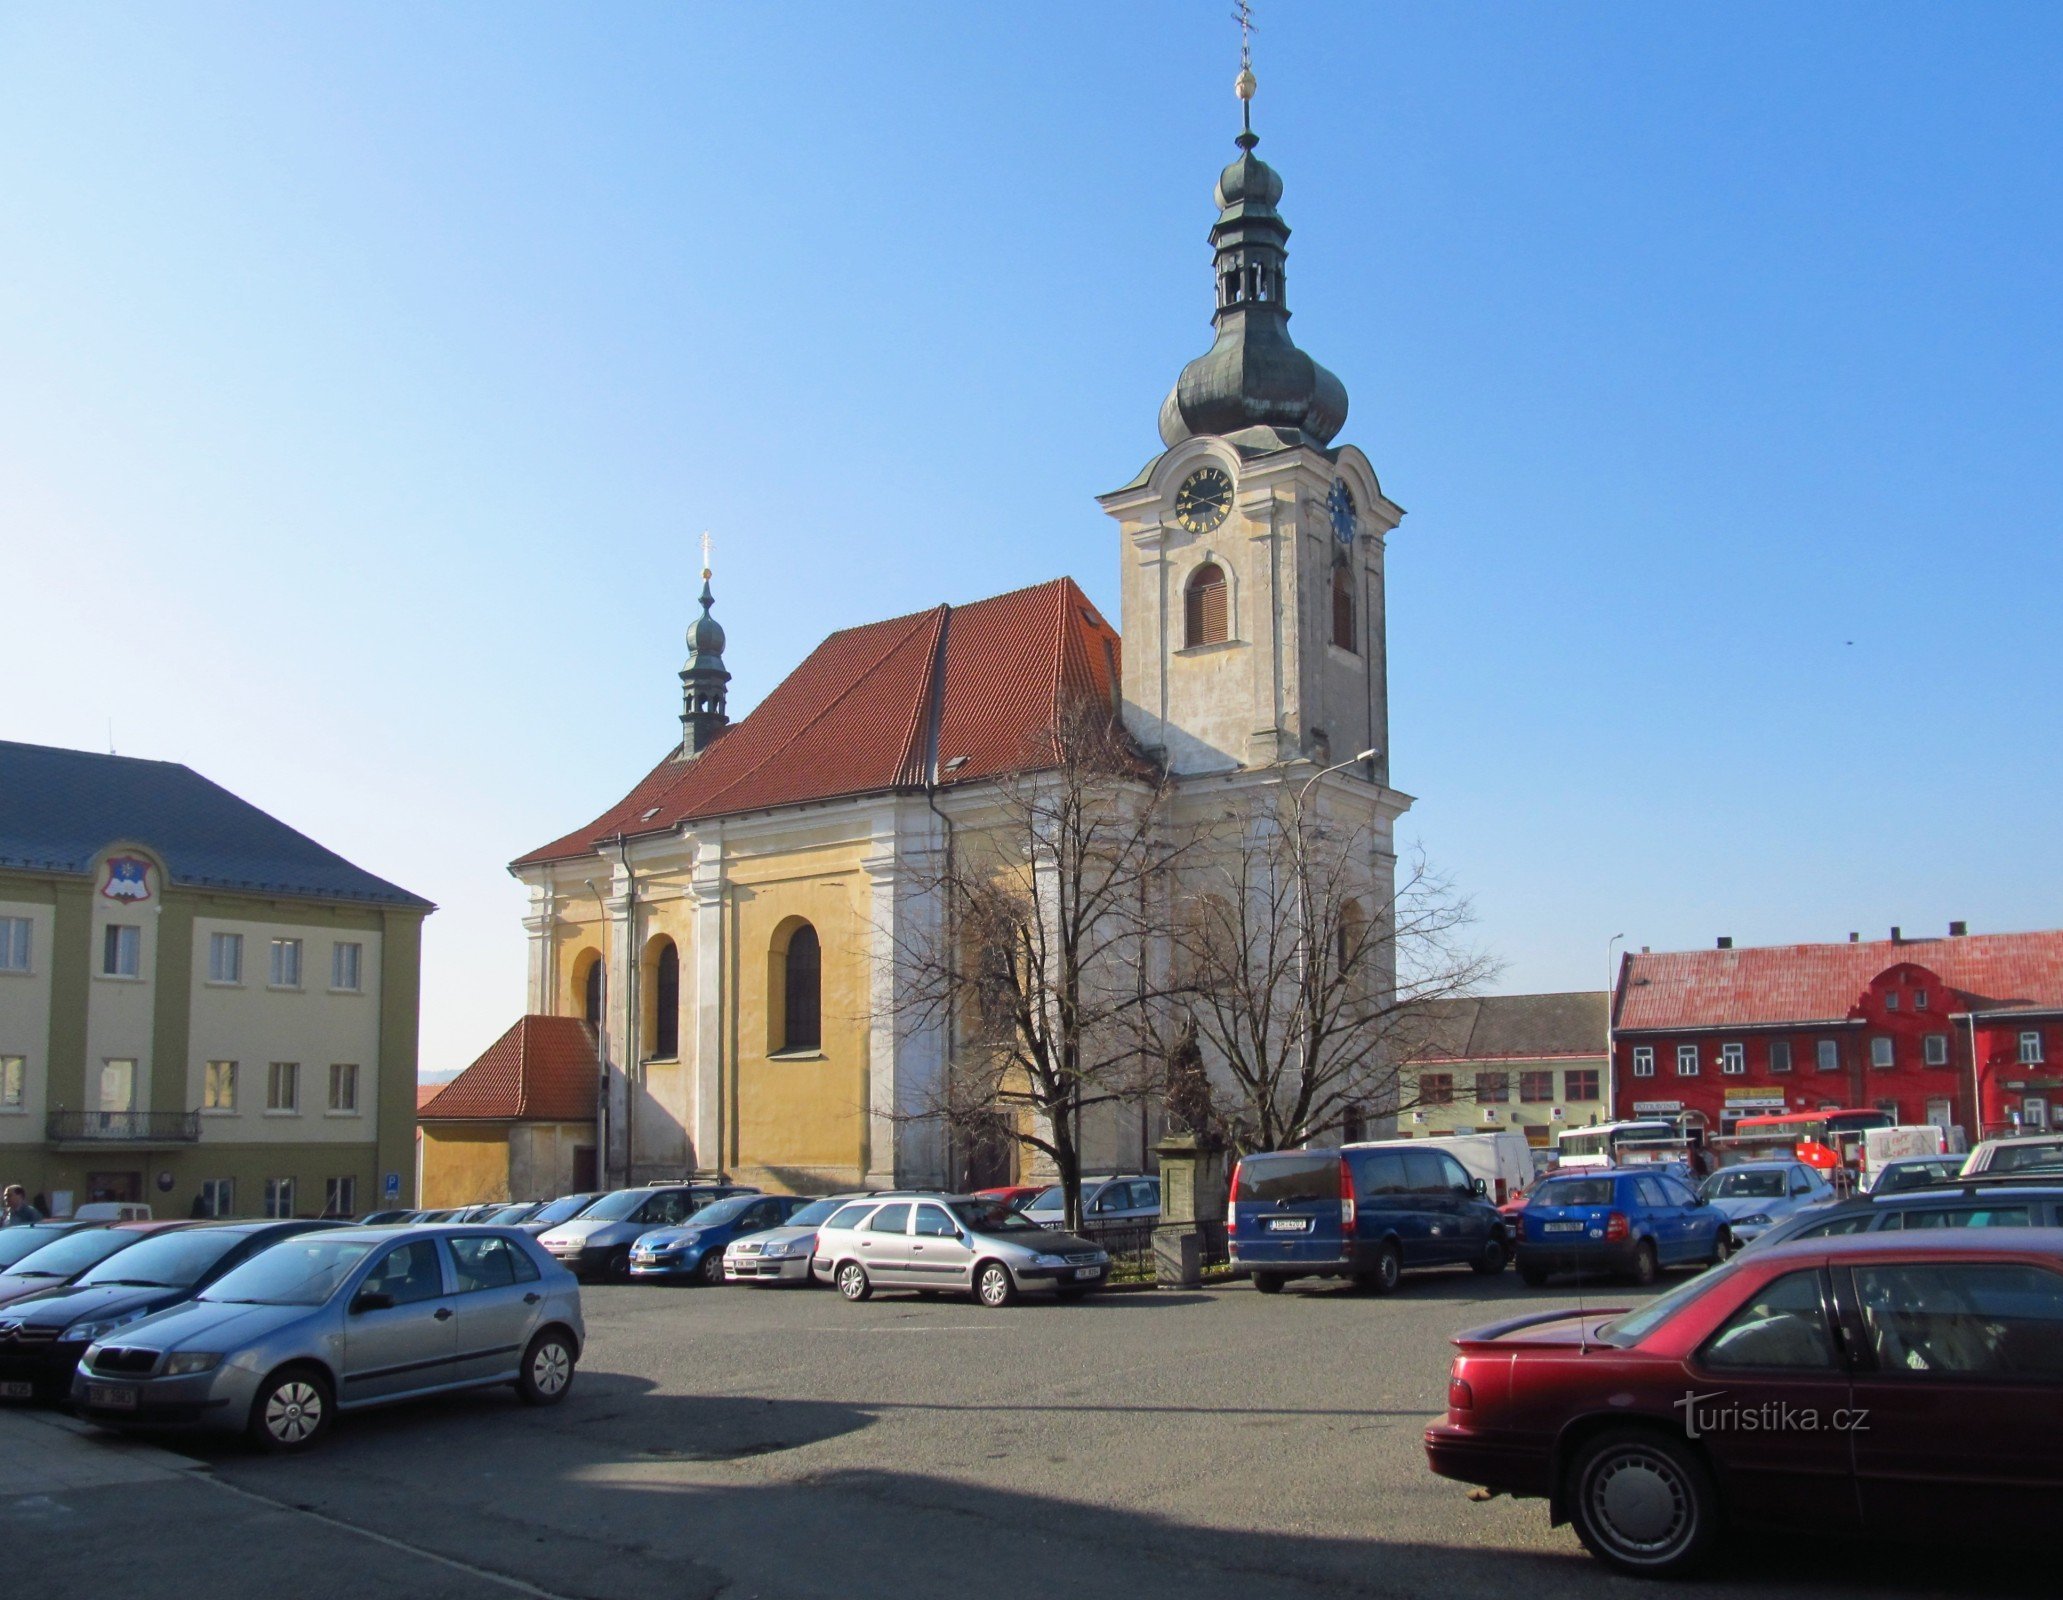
1173 467 1232 535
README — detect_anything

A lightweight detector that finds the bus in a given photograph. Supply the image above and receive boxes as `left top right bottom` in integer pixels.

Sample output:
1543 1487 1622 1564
1713 1108 1895 1178
1555 1120 1700 1172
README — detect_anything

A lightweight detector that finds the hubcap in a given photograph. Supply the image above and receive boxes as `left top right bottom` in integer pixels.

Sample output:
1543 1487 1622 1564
1591 1451 1690 1557
266 1381 322 1443
982 1269 1007 1304
841 1266 863 1297
533 1342 570 1394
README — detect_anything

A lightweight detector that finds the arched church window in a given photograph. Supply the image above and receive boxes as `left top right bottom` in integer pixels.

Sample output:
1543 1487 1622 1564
1185 562 1228 648
782 923 821 1052
582 954 603 1028
1331 563 1355 653
648 938 679 1059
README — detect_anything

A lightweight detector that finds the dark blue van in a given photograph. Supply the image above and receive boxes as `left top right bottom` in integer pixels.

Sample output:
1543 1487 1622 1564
1228 1145 1510 1294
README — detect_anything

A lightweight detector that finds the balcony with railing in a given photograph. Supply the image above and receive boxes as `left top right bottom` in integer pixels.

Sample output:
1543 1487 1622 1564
45 1111 202 1146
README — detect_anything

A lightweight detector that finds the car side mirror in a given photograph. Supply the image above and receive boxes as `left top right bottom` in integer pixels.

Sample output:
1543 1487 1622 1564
1469 1178 1487 1198
351 1290 394 1314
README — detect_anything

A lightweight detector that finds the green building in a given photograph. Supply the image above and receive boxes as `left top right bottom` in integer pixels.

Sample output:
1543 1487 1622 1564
0 740 430 1218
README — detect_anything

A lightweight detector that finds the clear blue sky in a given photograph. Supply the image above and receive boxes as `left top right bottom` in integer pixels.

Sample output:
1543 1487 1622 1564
5 3 2059 1078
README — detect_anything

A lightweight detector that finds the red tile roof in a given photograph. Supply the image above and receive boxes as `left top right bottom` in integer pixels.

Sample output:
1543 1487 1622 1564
418 1015 601 1122
416 1082 447 1111
1616 930 2063 1032
513 577 1120 868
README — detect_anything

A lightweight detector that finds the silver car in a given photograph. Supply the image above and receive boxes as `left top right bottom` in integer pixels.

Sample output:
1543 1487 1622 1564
1698 1160 1835 1247
811 1194 1110 1308
724 1193 875 1285
1020 1175 1161 1231
69 1225 584 1453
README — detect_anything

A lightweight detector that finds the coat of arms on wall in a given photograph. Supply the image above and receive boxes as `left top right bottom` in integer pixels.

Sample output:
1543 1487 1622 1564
100 855 152 902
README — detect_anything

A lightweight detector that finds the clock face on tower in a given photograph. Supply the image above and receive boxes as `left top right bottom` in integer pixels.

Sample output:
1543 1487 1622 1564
1327 478 1358 545
1173 467 1233 535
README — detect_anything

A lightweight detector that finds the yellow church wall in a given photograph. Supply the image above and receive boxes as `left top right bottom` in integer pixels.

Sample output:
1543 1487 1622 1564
419 1123 513 1207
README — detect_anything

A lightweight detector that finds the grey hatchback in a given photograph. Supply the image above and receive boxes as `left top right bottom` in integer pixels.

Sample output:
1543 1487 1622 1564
70 1225 584 1452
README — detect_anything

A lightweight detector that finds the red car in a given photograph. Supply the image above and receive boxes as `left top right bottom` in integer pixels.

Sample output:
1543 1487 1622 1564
970 1185 1044 1208
1425 1230 2063 1577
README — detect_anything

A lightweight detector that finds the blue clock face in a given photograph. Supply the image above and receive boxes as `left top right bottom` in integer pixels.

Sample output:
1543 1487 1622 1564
1327 479 1358 544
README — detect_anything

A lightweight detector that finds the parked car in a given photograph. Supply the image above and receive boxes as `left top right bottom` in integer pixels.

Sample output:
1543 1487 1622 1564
1425 1230 2063 1576
0 1222 155 1311
630 1194 816 1284
480 1201 546 1225
72 1224 584 1452
1515 1167 1727 1287
1736 1180 2063 1254
0 1220 332 1404
0 1222 94 1273
1228 1145 1509 1295
1864 1154 1966 1194
970 1185 1045 1208
1348 1131 1535 1205
1022 1176 1161 1231
354 1210 417 1226
1961 1133 2063 1177
1696 1160 1833 1247
514 1192 604 1235
73 1202 153 1222
812 1194 1110 1307
724 1193 878 1285
538 1184 759 1280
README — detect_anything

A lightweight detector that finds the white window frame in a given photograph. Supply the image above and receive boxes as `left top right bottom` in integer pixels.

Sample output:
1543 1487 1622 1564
2020 1031 2046 1066
325 1176 357 1218
98 1057 137 1114
267 1061 300 1115
331 941 363 993
1924 1034 1950 1067
1768 1039 1793 1074
1914 988 1929 1011
1817 1038 1841 1073
327 1062 359 1116
0 1055 24 1111
1870 1036 1896 1070
200 1177 235 1219
102 923 141 978
1676 1043 1700 1077
207 932 244 985
0 916 31 973
269 938 303 989
263 1177 296 1220
1720 1042 1745 1076
203 1060 238 1113
1632 1046 1655 1079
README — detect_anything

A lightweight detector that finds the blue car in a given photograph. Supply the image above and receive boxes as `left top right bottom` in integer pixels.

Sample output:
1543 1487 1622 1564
1515 1166 1727 1287
629 1194 816 1284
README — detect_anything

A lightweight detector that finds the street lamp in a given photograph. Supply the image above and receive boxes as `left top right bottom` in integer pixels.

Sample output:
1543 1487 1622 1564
1604 933 1626 1127
1286 750 1379 1140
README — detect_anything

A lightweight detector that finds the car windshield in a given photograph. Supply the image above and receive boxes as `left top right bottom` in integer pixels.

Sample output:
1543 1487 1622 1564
1235 1155 1341 1204
1705 1170 1787 1200
485 1204 536 1223
1023 1186 1064 1212
1989 1141 2063 1173
784 1198 846 1228
530 1193 599 1226
580 1189 665 1222
202 1237 378 1306
950 1200 1043 1234
0 1226 77 1270
2 1227 131 1279
1595 1262 1742 1347
78 1228 245 1288
1879 1162 1957 1192
1535 1178 1617 1208
685 1195 754 1228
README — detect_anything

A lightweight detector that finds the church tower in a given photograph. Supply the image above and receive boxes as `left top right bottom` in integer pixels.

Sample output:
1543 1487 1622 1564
678 544 730 754
1099 61 1402 785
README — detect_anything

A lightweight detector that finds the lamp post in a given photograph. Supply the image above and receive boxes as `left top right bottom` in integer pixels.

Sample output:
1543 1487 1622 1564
1285 749 1379 1142
1604 933 1625 1129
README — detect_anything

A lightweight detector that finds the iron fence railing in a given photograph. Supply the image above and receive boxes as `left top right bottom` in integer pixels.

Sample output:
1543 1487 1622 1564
46 1111 202 1143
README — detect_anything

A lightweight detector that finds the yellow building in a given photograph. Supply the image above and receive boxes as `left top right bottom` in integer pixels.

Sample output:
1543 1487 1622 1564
1398 993 1610 1151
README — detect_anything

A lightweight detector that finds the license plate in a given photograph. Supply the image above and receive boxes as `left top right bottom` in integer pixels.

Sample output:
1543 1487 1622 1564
1542 1221 1583 1233
87 1384 137 1410
1265 1217 1311 1233
0 1381 32 1400
1074 1266 1103 1280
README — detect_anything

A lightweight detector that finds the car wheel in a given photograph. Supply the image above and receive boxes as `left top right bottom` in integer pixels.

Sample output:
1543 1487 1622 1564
516 1328 577 1406
1251 1272 1286 1295
698 1251 726 1287
1567 1427 1721 1577
1518 1261 1549 1288
1629 1241 1660 1287
975 1261 1019 1308
1713 1230 1736 1263
248 1366 333 1454
609 1248 631 1282
1361 1240 1403 1295
1470 1237 1509 1276
836 1261 872 1301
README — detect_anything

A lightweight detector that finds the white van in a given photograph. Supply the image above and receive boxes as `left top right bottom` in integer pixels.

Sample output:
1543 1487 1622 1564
71 1201 152 1222
1345 1131 1535 1205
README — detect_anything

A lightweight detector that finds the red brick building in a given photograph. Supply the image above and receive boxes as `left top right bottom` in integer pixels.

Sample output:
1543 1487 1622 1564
1610 927 2063 1142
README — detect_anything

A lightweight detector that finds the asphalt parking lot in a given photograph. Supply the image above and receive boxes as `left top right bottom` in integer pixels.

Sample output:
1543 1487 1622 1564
2 1271 2048 1600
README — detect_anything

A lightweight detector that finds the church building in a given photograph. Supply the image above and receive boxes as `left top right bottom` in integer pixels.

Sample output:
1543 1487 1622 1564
433 72 1416 1198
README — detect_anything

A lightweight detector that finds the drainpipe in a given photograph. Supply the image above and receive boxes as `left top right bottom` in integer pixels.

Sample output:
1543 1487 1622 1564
614 836 641 1187
583 877 612 1181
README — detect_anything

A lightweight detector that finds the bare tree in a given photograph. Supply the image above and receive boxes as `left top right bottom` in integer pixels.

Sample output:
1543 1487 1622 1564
1166 782 1495 1154
892 700 1188 1231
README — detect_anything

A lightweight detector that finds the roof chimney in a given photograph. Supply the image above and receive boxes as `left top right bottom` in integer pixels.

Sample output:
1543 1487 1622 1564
1849 932 1860 943
1891 926 1902 943
1716 936 1732 950
1949 920 1968 938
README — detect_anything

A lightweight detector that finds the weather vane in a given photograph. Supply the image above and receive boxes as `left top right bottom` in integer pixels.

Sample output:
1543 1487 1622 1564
700 530 713 582
1232 0 1258 135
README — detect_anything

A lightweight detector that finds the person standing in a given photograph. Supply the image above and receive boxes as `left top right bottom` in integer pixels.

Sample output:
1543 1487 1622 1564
2 1186 44 1226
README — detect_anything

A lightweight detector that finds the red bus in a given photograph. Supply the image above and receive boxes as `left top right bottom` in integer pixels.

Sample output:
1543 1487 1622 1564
1714 1108 1895 1176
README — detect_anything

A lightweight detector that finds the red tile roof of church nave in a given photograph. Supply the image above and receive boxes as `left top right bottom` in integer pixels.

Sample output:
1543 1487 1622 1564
513 577 1121 867
417 1015 601 1123
1615 930 2063 1033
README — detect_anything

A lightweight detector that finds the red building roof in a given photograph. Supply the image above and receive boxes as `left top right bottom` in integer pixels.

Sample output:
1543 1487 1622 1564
418 1015 601 1122
1615 930 2063 1032
513 577 1120 868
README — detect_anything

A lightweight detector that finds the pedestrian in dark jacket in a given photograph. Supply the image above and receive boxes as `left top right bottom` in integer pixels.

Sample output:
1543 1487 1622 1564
2 1186 45 1225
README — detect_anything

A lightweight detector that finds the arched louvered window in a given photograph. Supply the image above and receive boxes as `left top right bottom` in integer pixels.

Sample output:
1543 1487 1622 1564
1331 564 1356 653
783 923 821 1052
581 955 603 1027
652 940 679 1059
1184 562 1228 648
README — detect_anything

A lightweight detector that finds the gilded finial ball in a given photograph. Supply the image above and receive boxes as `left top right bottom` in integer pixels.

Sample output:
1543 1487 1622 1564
1235 67 1257 101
